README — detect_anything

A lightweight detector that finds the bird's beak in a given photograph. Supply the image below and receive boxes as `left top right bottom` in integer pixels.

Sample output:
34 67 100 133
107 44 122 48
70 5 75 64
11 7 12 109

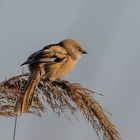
81 49 88 54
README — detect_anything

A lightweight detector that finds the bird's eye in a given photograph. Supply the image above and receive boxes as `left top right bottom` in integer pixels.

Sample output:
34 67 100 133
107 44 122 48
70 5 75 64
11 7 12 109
77 46 82 52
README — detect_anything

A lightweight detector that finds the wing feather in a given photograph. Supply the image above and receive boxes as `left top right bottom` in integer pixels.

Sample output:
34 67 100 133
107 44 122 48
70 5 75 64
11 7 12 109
21 45 67 66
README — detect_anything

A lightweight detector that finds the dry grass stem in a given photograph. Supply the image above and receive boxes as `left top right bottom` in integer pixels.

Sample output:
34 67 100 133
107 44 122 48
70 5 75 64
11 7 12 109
0 73 121 140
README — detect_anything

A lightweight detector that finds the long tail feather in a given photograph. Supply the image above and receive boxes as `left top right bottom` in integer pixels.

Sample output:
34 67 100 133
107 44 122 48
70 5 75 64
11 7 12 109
21 70 42 113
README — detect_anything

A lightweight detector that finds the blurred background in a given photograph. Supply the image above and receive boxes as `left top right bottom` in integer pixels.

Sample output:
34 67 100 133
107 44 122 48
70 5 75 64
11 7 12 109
0 0 140 140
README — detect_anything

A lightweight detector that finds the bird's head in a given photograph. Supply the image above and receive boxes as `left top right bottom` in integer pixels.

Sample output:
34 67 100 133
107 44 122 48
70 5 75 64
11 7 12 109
58 39 87 60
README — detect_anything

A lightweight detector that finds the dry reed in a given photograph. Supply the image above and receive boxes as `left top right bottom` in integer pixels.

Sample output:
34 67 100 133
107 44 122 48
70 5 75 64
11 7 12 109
0 73 121 140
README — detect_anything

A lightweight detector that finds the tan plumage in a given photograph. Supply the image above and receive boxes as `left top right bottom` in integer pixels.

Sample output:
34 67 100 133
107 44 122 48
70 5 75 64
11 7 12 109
20 39 87 113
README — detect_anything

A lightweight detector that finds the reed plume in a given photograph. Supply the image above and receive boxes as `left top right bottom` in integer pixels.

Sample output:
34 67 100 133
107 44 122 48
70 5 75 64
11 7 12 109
0 73 121 140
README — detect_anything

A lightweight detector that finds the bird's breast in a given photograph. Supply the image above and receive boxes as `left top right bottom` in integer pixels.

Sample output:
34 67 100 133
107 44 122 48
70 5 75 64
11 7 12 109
44 57 77 81
60 57 76 75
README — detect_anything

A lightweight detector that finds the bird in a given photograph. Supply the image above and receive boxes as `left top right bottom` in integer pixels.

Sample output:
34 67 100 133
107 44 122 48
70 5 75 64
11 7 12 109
20 39 87 113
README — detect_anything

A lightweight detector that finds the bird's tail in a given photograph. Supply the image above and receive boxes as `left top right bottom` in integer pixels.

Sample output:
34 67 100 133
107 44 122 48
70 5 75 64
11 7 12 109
20 70 42 113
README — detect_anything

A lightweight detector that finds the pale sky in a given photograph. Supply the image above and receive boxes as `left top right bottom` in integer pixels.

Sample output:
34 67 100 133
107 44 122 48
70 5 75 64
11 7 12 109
0 0 140 140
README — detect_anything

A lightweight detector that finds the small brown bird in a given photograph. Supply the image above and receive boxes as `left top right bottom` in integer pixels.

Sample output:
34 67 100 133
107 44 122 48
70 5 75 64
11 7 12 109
20 39 87 113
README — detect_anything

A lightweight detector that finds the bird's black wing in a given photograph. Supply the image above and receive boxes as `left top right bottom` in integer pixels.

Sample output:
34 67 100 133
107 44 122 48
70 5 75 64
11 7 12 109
21 45 68 66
